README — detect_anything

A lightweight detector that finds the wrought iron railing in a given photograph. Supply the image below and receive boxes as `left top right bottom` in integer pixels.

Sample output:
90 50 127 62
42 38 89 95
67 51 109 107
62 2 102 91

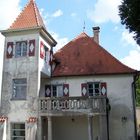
39 96 107 115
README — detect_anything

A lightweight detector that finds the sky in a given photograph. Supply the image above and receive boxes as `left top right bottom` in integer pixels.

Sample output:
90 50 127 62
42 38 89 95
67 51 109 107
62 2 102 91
0 0 140 72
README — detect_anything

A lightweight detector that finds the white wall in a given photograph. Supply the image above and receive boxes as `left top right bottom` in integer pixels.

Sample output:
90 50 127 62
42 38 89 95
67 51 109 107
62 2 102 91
40 74 135 140
39 36 51 77
0 32 40 140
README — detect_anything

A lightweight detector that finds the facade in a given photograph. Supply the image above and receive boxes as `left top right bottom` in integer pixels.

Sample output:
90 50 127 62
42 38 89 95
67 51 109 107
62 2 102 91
0 0 138 140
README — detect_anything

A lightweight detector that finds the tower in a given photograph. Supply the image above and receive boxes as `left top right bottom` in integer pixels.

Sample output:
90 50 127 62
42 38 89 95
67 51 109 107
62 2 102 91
0 0 56 139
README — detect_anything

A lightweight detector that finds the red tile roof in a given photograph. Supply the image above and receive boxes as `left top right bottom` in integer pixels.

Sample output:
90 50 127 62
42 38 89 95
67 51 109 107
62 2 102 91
9 0 45 30
53 32 136 77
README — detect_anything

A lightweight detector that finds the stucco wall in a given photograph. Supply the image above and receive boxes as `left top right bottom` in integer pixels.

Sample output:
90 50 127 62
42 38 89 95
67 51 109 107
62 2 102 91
0 32 40 140
41 116 100 140
40 74 135 140
39 36 51 76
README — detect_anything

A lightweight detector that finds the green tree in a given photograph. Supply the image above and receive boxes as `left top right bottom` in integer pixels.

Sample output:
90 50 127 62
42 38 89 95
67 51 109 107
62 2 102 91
136 77 140 106
119 0 140 45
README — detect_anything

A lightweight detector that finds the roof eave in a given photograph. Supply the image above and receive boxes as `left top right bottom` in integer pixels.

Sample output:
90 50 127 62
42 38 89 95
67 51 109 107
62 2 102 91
52 71 138 77
0 26 41 35
40 27 57 47
0 26 57 47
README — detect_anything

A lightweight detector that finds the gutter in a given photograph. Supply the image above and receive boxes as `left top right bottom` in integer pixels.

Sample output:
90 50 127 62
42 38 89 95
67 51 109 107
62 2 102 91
132 72 139 140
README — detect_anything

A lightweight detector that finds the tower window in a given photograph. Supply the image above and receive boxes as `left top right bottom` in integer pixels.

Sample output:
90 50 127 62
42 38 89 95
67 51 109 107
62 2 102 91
12 79 27 100
11 123 25 140
15 41 27 57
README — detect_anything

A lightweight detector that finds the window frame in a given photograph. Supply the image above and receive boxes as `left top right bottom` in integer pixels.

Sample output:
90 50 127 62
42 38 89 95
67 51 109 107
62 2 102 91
15 41 27 58
52 84 63 97
44 45 49 63
87 82 101 96
11 122 25 140
12 78 27 100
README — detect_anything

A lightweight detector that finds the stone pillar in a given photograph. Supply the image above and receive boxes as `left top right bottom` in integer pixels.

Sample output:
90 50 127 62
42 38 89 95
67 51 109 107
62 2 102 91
48 116 52 140
99 114 107 140
88 115 93 140
37 116 42 140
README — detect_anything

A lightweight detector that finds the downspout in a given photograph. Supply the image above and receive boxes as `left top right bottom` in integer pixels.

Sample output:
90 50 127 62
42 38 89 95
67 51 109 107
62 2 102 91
106 98 111 140
132 72 139 140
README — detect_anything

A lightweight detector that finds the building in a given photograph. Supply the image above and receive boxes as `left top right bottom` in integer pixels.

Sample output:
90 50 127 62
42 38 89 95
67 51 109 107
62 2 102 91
0 0 138 140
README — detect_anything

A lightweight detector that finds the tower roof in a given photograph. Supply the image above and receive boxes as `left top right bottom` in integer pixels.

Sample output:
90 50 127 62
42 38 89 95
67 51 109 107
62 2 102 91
53 32 137 77
9 0 45 30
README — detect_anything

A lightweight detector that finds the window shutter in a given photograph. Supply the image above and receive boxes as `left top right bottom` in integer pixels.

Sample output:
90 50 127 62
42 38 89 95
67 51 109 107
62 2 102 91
7 42 13 58
63 84 69 97
29 40 35 56
45 85 51 97
40 41 45 59
101 82 107 96
81 83 87 96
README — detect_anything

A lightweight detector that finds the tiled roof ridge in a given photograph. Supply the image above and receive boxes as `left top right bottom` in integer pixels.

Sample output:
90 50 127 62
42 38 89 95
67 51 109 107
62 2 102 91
72 32 90 41
54 32 90 54
33 1 40 26
9 1 30 29
33 1 45 27
8 0 45 30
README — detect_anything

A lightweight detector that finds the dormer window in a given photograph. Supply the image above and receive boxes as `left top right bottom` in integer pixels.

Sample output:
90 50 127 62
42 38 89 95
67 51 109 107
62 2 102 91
15 41 27 57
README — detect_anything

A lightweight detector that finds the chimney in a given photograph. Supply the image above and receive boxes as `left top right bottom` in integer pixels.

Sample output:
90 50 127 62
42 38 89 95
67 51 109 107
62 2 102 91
92 26 100 44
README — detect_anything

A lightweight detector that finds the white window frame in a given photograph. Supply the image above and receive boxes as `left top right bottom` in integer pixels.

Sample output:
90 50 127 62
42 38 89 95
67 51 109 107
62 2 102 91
52 85 63 97
12 78 27 100
15 41 27 57
11 123 25 140
87 82 101 96
44 45 49 62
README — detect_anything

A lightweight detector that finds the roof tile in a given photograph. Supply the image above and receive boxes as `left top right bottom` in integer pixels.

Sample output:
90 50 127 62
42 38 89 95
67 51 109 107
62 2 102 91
9 0 45 30
53 32 136 77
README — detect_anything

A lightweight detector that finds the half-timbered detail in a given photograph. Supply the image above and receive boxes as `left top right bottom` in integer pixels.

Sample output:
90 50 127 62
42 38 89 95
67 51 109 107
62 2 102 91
81 83 88 96
40 41 45 59
29 39 35 56
101 82 107 96
45 85 51 97
6 42 13 58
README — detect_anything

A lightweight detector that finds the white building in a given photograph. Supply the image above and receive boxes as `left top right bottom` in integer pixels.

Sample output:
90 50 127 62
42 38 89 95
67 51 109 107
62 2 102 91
0 0 138 140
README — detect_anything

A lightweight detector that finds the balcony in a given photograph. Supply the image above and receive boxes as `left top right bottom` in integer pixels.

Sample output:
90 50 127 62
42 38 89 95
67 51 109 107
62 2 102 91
39 96 107 116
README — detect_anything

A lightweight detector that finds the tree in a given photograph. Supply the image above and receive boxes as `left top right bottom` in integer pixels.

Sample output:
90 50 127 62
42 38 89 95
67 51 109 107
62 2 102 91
136 76 140 106
119 0 140 45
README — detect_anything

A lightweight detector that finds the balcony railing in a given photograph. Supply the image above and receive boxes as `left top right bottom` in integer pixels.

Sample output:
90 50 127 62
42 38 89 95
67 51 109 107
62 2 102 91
39 96 107 116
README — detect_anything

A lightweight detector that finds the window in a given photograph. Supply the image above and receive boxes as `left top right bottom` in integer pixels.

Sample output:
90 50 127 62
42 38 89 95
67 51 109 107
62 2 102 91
44 46 49 63
81 82 107 96
11 123 25 140
52 85 63 97
45 84 69 97
12 79 27 100
15 41 27 57
87 82 100 96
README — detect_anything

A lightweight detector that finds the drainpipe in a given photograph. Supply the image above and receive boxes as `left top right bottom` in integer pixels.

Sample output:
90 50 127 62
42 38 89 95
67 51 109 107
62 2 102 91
106 98 111 140
132 72 139 140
